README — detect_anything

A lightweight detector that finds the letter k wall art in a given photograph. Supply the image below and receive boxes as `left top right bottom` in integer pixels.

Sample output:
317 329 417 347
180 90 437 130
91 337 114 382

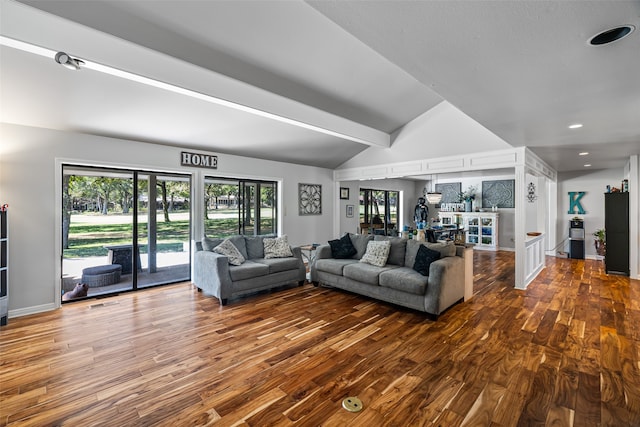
568 191 586 215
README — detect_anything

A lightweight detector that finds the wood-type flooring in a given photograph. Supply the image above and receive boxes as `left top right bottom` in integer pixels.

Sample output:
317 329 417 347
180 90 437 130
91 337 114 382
1 251 639 426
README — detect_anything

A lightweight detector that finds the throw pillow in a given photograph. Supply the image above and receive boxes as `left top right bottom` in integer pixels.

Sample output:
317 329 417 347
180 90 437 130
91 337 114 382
202 236 223 251
413 244 441 276
264 235 294 259
359 240 391 267
329 233 357 259
213 238 246 266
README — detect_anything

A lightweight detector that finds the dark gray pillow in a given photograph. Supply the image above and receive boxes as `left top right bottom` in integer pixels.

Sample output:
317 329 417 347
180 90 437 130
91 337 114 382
374 235 407 266
202 236 223 251
349 233 374 259
329 234 357 259
245 236 264 259
227 235 249 260
413 245 441 276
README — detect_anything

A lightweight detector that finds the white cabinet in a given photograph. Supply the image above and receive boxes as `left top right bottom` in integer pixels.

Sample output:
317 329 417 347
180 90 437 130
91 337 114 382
438 212 499 251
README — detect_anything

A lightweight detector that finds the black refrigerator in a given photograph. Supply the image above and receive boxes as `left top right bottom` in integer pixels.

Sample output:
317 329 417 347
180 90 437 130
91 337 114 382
604 192 629 276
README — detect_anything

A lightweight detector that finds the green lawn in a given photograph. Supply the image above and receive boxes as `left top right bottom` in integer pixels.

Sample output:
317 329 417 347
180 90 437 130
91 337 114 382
64 213 274 258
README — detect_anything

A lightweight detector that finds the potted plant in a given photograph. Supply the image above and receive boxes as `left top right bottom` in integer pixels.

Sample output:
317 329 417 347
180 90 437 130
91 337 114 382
593 228 606 257
458 185 477 212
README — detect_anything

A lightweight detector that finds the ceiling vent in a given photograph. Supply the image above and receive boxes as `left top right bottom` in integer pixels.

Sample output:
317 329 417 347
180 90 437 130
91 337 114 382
589 25 635 45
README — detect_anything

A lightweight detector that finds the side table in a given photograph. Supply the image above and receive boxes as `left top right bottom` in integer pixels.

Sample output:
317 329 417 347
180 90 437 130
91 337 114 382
299 244 319 282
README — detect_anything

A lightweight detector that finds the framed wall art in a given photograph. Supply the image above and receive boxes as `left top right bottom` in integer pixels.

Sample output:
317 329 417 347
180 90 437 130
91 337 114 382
299 183 322 215
482 179 515 208
434 182 462 204
346 204 354 218
340 187 350 200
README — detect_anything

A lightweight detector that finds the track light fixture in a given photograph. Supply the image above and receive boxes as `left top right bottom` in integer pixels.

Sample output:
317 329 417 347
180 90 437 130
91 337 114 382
54 52 84 70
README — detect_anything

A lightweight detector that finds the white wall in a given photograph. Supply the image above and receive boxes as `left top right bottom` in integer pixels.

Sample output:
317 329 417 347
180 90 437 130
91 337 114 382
557 168 625 258
337 101 512 169
0 123 335 316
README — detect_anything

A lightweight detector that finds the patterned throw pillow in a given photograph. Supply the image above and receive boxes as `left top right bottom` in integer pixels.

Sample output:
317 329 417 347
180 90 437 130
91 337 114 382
213 239 246 266
264 235 294 259
359 240 391 267
413 244 441 276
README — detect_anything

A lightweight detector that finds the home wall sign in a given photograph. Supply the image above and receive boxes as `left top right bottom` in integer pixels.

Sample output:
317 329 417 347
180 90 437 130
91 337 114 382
181 151 218 169
568 191 586 214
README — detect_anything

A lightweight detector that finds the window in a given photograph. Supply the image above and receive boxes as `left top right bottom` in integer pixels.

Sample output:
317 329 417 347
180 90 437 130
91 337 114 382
359 189 399 235
204 177 277 237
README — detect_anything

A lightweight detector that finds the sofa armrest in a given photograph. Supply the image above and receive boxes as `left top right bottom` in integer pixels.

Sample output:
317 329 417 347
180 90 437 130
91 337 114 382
314 244 332 260
193 250 233 301
423 256 465 315
309 244 331 283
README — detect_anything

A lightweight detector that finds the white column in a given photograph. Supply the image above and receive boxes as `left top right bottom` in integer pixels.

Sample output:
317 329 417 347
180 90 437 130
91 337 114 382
514 165 527 289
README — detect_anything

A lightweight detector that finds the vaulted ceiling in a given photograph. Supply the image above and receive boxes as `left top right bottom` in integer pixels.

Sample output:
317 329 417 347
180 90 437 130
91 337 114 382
1 0 639 171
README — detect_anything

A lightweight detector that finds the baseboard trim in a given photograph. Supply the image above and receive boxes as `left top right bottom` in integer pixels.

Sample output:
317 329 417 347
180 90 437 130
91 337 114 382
9 303 58 319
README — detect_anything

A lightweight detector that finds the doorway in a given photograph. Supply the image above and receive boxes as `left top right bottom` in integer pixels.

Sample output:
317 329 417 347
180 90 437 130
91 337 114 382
61 165 191 301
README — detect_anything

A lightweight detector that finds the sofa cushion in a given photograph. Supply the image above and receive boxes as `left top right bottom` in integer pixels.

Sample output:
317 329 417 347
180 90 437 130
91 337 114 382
329 234 357 259
360 240 391 267
213 239 246 266
256 257 301 274
202 236 223 251
374 235 407 266
349 233 374 259
315 258 358 275
264 235 294 259
404 240 456 267
413 244 441 276
228 235 249 260
379 267 429 294
426 241 457 258
228 260 269 281
344 262 397 286
245 236 265 259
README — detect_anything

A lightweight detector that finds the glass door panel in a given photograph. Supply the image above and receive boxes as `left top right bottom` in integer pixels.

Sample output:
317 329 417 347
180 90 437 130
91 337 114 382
204 178 240 238
258 182 277 235
136 173 191 289
62 166 134 300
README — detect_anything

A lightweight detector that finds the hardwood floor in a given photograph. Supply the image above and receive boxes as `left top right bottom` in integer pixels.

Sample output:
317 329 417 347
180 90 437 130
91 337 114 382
1 252 639 426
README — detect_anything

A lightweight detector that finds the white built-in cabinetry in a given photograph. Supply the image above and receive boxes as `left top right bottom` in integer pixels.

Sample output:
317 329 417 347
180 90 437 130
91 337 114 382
438 212 499 251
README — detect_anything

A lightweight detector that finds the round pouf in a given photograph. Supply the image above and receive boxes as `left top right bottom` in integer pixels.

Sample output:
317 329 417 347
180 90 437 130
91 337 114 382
81 264 122 287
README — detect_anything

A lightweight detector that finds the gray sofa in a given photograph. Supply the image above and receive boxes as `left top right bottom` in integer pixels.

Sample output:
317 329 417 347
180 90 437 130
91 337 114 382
310 234 471 317
194 235 306 305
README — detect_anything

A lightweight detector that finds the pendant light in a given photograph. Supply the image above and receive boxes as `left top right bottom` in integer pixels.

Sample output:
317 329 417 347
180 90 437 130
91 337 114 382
425 176 442 204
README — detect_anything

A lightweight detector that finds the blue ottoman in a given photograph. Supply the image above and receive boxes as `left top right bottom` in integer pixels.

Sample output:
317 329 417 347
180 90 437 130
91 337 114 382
82 264 122 287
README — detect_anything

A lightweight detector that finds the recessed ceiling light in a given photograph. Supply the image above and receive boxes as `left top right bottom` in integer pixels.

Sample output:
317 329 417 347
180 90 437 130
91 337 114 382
589 25 635 46
584 164 592 167
569 123 583 129
579 152 589 156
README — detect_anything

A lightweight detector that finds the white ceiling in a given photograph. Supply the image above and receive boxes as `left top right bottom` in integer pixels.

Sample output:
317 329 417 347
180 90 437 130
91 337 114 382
1 0 639 172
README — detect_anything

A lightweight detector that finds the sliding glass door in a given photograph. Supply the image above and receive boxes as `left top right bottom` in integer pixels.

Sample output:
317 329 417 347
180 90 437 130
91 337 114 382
359 188 399 236
62 165 191 301
204 177 277 238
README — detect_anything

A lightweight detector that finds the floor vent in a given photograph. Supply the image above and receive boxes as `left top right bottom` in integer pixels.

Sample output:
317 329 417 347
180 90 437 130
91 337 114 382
90 301 119 308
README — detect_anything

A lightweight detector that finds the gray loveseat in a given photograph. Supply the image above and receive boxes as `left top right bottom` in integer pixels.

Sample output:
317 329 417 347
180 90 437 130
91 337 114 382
194 235 306 305
310 234 471 317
